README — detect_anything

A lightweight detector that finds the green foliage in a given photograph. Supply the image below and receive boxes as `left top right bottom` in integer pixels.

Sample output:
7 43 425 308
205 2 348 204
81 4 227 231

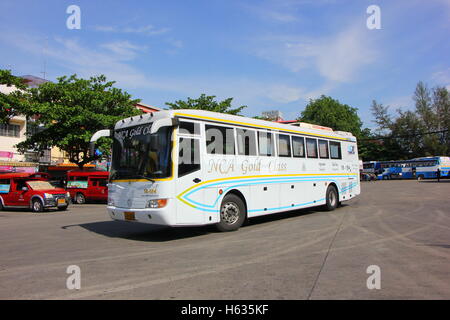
299 95 363 136
0 70 28 124
16 74 141 168
370 83 450 159
166 94 246 115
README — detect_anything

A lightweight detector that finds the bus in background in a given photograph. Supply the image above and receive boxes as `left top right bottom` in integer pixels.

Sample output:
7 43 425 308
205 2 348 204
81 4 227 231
66 170 109 204
362 156 450 180
412 156 450 180
90 109 361 231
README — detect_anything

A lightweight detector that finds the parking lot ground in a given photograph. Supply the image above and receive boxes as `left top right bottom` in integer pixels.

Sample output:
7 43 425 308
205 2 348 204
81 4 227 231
0 179 450 299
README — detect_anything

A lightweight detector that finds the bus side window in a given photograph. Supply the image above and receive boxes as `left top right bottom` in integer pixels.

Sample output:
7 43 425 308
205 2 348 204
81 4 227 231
205 125 235 155
277 134 291 157
292 136 305 158
318 139 329 159
236 129 257 156
306 138 318 158
179 121 200 135
98 179 107 187
258 131 275 156
178 138 200 177
330 141 342 160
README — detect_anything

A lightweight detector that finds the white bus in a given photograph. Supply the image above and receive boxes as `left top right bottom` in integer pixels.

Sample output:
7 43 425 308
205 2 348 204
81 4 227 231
91 110 361 231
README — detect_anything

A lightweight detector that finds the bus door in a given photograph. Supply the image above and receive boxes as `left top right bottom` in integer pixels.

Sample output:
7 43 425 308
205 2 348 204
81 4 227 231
175 125 205 224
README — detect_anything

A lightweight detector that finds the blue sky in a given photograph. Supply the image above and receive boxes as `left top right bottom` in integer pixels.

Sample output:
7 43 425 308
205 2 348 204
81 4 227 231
0 0 449 128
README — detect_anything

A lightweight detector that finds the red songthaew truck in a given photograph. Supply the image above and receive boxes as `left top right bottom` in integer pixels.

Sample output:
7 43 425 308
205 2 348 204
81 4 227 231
66 170 109 204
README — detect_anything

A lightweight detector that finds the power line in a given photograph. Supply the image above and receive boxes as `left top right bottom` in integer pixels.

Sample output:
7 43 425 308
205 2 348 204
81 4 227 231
359 129 449 141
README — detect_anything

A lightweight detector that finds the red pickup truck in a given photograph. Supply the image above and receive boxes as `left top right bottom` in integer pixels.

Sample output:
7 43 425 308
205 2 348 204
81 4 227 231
0 172 70 212
66 170 109 204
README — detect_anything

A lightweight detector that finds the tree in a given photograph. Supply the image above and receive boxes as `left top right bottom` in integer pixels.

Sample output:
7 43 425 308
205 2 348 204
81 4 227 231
432 86 450 155
0 69 28 124
166 94 246 115
16 74 141 169
370 100 392 135
389 109 427 158
299 95 363 136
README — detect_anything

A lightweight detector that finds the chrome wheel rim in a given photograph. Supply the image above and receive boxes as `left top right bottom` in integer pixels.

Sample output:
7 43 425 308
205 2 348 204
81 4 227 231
221 202 240 225
33 201 41 211
77 194 85 204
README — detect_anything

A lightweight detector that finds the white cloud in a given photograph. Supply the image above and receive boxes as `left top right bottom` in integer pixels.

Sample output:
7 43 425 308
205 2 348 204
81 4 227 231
100 41 147 60
242 0 337 23
94 24 170 36
0 32 317 110
386 95 414 111
431 68 450 89
252 24 378 83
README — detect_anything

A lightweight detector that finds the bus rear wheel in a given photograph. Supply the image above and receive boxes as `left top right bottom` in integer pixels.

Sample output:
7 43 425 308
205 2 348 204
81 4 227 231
216 194 246 232
324 185 338 211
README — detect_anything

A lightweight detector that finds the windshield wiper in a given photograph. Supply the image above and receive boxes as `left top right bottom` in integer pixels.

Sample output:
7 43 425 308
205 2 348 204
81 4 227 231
135 174 155 183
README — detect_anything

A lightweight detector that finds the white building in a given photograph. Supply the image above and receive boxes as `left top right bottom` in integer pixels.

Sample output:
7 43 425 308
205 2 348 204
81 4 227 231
0 84 36 172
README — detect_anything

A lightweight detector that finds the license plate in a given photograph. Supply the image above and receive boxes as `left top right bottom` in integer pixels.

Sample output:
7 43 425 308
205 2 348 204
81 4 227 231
124 211 135 221
57 198 66 205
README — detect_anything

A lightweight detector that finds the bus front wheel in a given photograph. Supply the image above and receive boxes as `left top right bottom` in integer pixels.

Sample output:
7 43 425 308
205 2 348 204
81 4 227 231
216 194 246 232
324 185 338 211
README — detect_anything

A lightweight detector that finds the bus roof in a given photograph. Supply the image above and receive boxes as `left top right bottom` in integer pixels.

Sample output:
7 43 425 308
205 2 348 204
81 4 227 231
114 109 356 142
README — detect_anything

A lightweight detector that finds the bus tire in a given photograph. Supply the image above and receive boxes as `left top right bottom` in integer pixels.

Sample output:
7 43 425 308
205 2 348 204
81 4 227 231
31 199 44 213
324 185 338 211
417 175 424 181
0 200 3 211
75 193 86 204
216 194 246 232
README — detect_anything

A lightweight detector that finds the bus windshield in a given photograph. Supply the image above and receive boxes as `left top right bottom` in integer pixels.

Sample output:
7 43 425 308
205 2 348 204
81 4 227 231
111 124 172 180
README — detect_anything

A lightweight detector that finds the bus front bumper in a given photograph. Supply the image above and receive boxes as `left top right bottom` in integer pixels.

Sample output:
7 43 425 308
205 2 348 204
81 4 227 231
106 205 174 225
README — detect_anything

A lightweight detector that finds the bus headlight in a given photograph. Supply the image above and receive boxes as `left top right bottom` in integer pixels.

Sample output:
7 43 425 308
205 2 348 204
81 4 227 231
44 193 54 199
146 199 168 208
66 192 70 198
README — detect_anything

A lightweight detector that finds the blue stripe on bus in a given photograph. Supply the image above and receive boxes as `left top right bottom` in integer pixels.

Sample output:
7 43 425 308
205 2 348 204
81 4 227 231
184 175 356 208
182 176 358 212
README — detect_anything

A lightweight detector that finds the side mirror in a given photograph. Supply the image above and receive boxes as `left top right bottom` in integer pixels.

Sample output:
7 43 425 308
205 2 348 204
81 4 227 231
90 129 112 157
22 187 28 192
89 142 96 157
